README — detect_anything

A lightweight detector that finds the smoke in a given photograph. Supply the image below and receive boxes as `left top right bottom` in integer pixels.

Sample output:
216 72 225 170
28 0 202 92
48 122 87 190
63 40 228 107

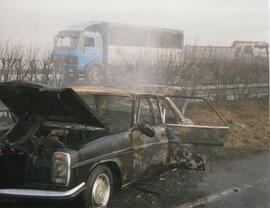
0 0 268 46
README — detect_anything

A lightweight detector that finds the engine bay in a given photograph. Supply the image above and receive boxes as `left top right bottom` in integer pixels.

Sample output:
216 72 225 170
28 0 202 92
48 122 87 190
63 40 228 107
0 114 107 189
0 114 107 157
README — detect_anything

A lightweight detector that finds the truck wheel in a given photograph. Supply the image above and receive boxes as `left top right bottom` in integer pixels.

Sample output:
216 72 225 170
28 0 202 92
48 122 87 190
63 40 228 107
83 165 113 208
63 70 78 86
86 65 105 85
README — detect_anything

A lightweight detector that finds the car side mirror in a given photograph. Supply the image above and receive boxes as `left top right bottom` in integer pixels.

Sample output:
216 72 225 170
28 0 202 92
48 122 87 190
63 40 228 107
137 122 155 137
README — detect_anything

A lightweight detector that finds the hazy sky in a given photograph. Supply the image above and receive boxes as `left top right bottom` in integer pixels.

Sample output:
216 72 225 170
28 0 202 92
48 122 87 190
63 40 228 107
0 0 268 49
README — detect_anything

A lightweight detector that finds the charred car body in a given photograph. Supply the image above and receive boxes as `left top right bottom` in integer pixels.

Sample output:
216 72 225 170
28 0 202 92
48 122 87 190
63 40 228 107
0 81 228 208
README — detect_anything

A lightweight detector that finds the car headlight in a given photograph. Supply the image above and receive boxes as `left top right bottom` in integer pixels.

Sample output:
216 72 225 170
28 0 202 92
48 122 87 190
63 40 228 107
52 152 71 186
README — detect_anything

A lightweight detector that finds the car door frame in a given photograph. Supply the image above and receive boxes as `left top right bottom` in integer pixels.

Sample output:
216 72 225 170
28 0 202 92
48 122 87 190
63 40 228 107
131 94 169 178
162 95 228 146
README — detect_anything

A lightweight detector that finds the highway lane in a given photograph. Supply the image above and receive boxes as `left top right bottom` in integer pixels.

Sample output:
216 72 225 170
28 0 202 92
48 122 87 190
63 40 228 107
0 151 269 208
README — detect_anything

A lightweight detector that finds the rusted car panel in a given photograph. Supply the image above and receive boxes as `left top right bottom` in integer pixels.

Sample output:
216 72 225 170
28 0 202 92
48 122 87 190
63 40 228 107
167 125 227 146
0 81 228 207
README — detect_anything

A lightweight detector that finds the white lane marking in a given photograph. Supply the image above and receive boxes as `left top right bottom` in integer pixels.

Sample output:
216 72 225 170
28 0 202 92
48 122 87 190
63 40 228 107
175 178 270 208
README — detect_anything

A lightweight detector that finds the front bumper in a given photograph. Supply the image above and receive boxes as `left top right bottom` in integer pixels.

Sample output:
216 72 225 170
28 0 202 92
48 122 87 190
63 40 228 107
0 182 85 200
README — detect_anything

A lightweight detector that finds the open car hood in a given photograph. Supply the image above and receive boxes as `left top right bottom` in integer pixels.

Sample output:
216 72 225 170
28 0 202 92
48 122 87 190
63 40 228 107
0 81 105 129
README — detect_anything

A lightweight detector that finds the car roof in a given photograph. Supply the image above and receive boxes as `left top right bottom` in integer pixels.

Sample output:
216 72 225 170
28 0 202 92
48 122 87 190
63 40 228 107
72 85 193 98
72 85 166 97
72 86 134 97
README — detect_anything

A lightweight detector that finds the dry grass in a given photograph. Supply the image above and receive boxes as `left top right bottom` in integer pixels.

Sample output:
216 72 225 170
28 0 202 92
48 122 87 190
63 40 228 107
221 99 269 150
187 98 269 151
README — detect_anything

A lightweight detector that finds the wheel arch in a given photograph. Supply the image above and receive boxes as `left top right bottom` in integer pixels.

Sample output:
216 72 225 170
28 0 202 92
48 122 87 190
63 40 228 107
87 159 123 191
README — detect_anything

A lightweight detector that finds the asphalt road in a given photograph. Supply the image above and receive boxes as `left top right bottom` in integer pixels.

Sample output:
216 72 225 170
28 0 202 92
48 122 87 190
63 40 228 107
0 151 269 208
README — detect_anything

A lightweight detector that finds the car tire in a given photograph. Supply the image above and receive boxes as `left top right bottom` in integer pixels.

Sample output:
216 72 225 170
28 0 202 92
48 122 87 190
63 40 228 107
83 165 113 208
86 65 105 85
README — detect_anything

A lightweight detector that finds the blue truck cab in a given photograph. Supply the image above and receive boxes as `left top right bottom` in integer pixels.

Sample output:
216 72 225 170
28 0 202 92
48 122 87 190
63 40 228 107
52 25 104 83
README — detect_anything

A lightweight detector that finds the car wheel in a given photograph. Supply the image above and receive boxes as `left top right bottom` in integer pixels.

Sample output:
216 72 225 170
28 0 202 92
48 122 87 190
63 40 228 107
86 65 105 85
83 165 113 208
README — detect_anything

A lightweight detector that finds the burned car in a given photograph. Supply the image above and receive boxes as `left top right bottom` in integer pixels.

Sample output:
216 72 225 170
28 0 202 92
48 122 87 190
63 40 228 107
0 81 228 208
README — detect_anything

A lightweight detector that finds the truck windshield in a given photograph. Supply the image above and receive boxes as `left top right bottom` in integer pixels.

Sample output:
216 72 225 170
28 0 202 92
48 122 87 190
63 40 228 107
55 36 78 50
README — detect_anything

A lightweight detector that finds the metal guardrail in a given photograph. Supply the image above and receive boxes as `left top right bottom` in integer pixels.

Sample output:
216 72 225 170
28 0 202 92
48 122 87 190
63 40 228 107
138 82 269 101
194 83 269 100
